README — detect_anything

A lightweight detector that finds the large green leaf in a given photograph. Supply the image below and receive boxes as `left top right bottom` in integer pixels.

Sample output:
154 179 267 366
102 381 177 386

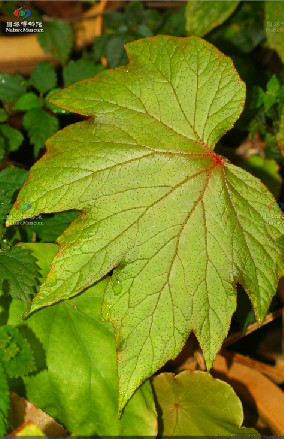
185 1 240 37
7 36 284 411
0 73 27 104
30 62 57 95
7 243 157 436
265 1 284 63
153 371 258 436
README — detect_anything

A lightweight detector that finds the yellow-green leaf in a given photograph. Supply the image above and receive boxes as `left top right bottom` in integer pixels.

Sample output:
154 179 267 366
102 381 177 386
7 36 284 412
153 371 258 436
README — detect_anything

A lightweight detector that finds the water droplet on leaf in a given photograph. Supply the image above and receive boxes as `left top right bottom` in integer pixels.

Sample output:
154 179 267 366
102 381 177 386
113 278 122 295
47 272 57 287
102 303 112 319
112 270 123 295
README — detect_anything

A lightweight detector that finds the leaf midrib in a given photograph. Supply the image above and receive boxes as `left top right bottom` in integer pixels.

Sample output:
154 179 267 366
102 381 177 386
117 164 221 393
33 157 220 312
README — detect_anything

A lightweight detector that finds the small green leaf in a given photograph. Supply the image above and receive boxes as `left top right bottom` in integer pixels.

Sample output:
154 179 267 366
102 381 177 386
153 371 258 435
8 243 157 436
265 1 284 63
144 8 164 33
0 73 27 104
0 364 9 435
23 108 59 155
263 93 277 112
249 86 265 110
30 62 57 95
13 92 42 111
0 246 40 305
0 109 8 123
63 59 104 87
160 6 186 37
103 11 123 30
267 74 280 95
0 167 28 190
185 1 240 37
125 1 144 26
37 20 73 63
106 36 128 68
0 124 24 152
0 325 35 378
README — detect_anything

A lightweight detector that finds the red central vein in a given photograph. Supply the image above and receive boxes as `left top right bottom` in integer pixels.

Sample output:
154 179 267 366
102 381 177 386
197 141 225 168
